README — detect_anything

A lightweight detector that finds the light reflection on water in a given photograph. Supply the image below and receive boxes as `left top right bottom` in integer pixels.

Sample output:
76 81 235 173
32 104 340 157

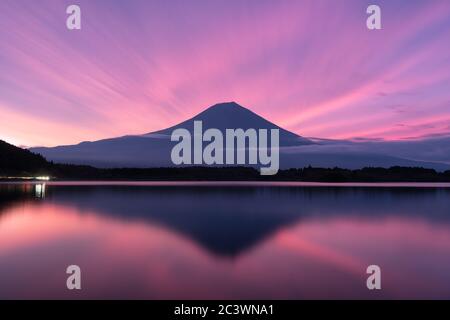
1 182 450 299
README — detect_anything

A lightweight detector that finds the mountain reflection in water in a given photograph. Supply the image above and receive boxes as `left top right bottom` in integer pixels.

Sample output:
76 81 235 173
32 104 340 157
1 182 450 299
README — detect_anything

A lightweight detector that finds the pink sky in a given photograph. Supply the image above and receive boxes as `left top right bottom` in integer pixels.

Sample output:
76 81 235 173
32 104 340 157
1 0 450 147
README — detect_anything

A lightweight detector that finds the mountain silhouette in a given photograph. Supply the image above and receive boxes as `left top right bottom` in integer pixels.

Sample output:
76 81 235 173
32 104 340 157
0 140 49 176
148 102 311 146
30 102 311 168
30 102 450 170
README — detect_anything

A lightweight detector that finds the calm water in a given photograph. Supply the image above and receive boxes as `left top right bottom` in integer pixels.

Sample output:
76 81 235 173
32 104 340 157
1 182 450 299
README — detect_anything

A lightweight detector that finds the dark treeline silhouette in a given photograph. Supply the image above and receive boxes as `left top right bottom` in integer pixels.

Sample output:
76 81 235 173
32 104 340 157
1 140 450 182
0 140 50 176
50 165 450 182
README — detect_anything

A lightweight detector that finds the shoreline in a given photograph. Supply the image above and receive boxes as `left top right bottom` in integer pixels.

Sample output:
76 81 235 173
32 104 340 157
2 180 450 188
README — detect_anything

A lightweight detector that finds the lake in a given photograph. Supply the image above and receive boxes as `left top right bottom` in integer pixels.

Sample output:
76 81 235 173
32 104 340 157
1 182 450 299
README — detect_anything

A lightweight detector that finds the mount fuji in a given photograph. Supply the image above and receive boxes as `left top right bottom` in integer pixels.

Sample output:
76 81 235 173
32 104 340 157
31 102 450 171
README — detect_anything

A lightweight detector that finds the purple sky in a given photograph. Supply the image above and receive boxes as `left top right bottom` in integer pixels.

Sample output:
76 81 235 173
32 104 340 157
1 0 450 147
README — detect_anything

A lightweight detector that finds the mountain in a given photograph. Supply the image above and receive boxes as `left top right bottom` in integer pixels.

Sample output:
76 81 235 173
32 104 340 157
147 101 310 146
0 140 50 176
311 136 450 165
30 102 312 168
279 136 450 171
30 102 450 171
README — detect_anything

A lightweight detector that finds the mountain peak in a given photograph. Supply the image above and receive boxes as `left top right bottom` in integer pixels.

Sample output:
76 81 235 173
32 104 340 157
202 101 249 114
150 101 312 146
188 101 272 128
195 101 269 121
209 101 243 108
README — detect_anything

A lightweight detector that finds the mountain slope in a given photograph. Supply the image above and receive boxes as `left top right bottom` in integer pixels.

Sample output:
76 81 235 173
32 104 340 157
30 102 450 171
149 102 311 146
30 102 312 168
0 140 50 175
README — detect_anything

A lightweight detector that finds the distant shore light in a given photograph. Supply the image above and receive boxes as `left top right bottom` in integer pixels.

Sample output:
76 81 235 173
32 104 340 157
36 176 51 181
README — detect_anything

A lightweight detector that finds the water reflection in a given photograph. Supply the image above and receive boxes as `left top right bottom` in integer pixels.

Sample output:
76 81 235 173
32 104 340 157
0 183 450 299
35 183 46 199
